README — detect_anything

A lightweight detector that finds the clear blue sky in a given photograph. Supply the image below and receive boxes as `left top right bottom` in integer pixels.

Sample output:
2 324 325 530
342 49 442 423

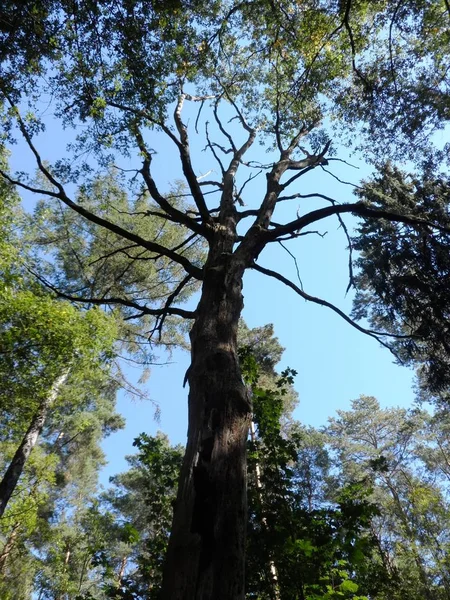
11 97 416 485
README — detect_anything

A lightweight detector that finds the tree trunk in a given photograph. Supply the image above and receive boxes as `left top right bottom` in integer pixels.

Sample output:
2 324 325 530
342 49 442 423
160 255 252 599
385 477 435 600
0 369 70 517
117 555 128 585
0 522 20 576
249 420 281 600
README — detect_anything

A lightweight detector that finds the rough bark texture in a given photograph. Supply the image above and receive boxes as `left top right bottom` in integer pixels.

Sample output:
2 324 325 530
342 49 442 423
161 244 252 599
0 369 69 517
159 114 296 598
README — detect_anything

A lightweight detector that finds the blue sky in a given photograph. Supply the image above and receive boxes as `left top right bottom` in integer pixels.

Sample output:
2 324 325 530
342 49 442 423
10 96 416 485
98 103 416 482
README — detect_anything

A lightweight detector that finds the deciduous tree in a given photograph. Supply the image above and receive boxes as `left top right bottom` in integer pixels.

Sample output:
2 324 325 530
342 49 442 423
1 2 450 597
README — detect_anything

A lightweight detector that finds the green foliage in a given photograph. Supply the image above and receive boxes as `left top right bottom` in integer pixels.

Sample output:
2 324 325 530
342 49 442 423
326 395 450 600
1 3 450 595
7 338 450 599
0 287 116 432
242 347 375 600
238 322 299 421
29 170 204 355
352 165 450 393
0 175 124 597
81 432 185 600
2 1 448 163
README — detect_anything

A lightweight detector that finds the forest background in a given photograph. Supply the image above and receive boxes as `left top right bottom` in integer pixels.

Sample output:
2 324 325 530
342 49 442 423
1 1 450 599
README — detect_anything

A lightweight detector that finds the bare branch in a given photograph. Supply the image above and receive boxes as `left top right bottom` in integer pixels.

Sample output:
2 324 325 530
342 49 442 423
205 121 226 174
327 157 359 169
88 244 141 266
278 141 331 190
277 191 340 203
198 180 223 189
236 208 259 221
286 124 312 155
217 80 254 135
195 99 205 135
197 169 214 182
150 274 194 339
4 102 204 280
266 201 450 242
238 139 331 252
251 262 409 358
320 165 361 188
342 0 373 90
132 125 208 238
0 170 60 199
30 270 197 320
107 96 213 227
272 229 328 242
336 213 355 294
236 169 263 204
172 94 213 224
2 168 201 280
281 164 324 191
220 118 257 218
274 93 284 153
287 150 329 171
278 187 355 293
213 99 237 153
277 241 303 289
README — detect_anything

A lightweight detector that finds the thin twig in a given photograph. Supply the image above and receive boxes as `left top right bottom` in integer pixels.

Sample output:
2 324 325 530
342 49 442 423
277 241 303 290
320 165 362 188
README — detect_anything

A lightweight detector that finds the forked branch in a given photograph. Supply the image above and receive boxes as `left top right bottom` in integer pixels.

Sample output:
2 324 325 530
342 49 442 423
266 201 450 242
0 100 204 280
172 93 215 224
30 270 196 321
131 125 208 238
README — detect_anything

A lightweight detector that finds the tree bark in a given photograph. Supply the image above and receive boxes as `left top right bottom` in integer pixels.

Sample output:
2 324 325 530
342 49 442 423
117 555 128 585
0 368 70 517
160 253 252 599
0 522 20 576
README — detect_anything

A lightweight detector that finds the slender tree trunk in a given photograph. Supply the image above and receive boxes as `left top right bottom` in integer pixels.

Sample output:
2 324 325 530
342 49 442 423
55 543 72 600
385 478 435 600
161 254 252 599
117 555 128 585
0 369 70 517
0 522 20 576
249 420 281 600
370 523 398 579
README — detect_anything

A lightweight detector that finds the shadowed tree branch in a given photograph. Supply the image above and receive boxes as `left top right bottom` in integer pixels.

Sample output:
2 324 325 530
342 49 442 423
1 100 204 280
265 201 450 242
251 262 411 358
28 269 196 320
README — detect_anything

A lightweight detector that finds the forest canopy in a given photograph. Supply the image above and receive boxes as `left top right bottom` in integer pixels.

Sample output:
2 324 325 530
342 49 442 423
1 1 450 599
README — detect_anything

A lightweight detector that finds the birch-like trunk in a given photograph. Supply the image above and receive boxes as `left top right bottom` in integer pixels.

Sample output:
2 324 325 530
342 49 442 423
117 555 128 585
0 368 70 517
